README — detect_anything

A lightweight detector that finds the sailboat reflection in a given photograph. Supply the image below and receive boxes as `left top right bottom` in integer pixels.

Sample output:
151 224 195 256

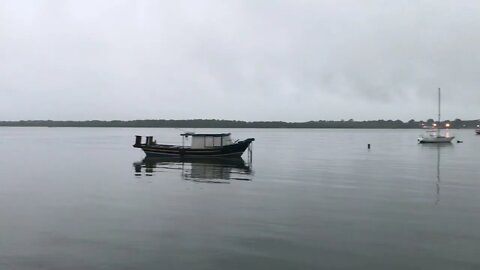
422 144 451 204
133 157 253 183
435 145 441 205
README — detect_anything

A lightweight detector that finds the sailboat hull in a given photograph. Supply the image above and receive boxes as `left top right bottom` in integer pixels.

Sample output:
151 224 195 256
418 136 454 143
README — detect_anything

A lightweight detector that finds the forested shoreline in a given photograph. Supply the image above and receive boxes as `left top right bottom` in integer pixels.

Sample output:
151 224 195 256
0 119 478 128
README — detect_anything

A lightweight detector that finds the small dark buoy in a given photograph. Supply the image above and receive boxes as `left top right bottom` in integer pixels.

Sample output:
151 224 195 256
368 143 371 149
457 140 463 143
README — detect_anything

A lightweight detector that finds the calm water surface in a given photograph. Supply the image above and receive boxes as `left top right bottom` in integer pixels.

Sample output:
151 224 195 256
0 128 479 269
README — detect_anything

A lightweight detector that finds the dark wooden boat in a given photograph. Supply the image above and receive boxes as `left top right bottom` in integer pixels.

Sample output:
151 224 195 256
133 133 254 157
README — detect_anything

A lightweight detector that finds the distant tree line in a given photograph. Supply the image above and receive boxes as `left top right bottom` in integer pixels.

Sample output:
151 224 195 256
0 119 479 128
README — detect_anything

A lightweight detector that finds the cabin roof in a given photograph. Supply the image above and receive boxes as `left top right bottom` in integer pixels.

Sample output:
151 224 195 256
180 133 231 137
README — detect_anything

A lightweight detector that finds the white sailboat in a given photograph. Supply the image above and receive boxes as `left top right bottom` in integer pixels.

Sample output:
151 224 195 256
418 88 454 143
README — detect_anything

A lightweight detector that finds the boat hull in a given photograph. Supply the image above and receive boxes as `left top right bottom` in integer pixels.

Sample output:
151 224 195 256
418 136 454 143
135 138 254 157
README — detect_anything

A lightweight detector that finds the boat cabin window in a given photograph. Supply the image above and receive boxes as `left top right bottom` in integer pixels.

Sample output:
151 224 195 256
190 134 233 149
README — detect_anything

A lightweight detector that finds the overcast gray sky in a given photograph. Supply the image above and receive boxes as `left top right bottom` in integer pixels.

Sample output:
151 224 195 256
0 0 479 121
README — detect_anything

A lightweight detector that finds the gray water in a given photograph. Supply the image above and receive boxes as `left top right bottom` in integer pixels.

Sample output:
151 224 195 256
0 128 479 270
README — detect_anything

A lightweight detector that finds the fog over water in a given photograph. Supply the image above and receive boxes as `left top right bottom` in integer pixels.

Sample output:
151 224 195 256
1 0 479 121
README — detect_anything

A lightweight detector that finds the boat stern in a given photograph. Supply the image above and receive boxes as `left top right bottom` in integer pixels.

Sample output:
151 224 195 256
133 135 156 148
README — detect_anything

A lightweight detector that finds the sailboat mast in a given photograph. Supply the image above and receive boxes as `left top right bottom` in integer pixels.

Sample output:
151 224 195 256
438 88 441 129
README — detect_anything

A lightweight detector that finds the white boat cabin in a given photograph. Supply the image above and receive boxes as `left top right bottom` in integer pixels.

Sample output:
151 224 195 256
181 133 234 149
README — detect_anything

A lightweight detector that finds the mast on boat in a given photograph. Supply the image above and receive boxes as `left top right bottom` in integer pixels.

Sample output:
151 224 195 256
437 88 441 131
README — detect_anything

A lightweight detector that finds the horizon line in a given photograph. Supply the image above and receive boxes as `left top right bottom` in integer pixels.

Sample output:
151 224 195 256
1 118 479 123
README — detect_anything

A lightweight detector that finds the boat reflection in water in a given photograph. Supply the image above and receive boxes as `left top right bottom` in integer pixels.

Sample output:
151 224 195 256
133 157 253 183
421 143 452 204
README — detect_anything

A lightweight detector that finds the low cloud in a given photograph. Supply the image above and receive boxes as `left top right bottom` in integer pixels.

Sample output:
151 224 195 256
0 0 478 121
